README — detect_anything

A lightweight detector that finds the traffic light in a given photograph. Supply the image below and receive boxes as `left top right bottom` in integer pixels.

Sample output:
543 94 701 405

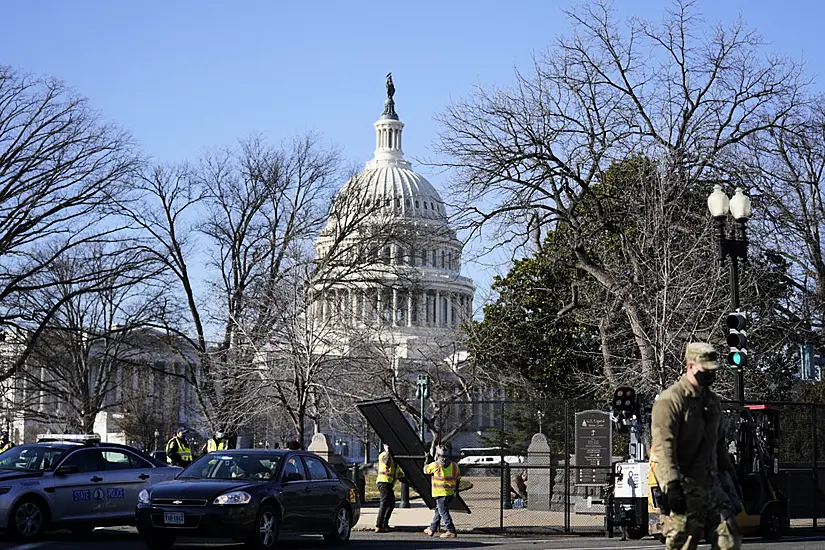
612 387 637 413
726 311 748 368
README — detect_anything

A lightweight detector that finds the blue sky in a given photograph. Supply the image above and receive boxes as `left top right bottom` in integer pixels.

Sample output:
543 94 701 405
4 0 825 307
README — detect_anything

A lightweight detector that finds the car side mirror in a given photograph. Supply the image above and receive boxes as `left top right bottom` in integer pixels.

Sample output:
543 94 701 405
55 465 79 476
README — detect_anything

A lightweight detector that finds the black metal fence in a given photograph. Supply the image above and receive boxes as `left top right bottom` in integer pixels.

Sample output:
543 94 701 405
435 399 825 534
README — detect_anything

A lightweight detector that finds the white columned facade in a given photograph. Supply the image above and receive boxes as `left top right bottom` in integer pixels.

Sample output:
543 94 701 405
392 288 399 327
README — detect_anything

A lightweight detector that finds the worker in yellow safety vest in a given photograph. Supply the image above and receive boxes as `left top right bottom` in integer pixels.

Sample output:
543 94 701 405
0 431 14 453
202 428 231 454
375 443 404 533
166 427 193 467
423 445 461 539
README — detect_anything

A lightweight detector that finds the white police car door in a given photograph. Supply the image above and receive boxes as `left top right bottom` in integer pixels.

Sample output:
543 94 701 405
51 449 106 522
99 449 154 517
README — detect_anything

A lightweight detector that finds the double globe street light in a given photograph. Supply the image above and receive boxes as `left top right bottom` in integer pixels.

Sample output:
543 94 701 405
707 184 752 401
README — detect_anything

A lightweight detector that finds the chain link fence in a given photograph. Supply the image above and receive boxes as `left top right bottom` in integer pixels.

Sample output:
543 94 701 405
436 399 627 534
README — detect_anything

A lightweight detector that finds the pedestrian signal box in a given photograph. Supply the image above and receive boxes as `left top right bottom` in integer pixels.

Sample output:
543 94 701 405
612 387 637 413
726 311 748 368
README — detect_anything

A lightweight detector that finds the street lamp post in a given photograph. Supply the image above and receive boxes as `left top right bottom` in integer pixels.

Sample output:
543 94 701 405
153 430 160 453
415 374 430 447
707 184 752 401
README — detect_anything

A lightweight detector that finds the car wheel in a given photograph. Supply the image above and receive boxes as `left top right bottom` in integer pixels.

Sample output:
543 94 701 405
142 533 176 550
9 497 48 540
246 505 278 549
324 504 352 545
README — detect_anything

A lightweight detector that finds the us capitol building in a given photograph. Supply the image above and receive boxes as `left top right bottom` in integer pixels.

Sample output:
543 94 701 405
312 75 475 364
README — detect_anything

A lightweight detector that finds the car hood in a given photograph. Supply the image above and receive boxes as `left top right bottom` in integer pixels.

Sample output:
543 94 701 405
149 479 257 500
0 470 44 482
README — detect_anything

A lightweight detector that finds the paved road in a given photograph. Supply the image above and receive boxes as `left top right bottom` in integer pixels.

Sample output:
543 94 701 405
3 529 825 549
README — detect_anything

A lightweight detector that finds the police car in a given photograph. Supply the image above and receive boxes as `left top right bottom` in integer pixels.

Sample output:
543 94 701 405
0 434 180 540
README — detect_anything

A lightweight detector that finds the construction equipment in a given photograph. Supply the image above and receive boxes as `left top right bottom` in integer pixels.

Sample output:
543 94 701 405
606 388 788 541
605 387 651 540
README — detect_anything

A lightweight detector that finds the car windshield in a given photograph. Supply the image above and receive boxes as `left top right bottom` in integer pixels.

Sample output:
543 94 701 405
0 445 69 472
180 453 282 481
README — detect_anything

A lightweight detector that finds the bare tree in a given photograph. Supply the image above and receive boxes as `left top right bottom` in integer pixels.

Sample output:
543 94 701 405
436 1 806 392
0 67 140 381
15 243 167 433
119 135 349 432
746 99 825 316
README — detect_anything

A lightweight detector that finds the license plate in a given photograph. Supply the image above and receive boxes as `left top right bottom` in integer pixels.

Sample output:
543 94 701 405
164 512 184 525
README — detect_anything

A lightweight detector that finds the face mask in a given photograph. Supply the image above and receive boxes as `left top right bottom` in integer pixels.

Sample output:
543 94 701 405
216 433 225 439
694 369 716 387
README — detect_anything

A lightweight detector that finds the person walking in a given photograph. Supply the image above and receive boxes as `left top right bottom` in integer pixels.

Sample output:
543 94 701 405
423 445 461 538
375 443 404 533
165 427 193 468
651 342 741 550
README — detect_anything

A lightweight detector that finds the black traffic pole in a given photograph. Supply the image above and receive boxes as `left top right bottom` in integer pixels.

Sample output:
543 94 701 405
729 251 745 402
715 213 747 402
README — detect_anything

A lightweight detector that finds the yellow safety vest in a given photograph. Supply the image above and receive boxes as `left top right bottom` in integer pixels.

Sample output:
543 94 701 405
207 439 229 452
376 452 402 484
0 442 14 453
426 461 460 497
166 437 192 463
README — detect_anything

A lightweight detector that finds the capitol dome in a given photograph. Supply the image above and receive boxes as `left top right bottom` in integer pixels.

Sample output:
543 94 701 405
313 75 474 359
335 165 449 223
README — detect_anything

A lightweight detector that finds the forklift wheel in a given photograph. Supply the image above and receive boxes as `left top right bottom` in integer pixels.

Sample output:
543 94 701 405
760 503 787 540
626 526 647 540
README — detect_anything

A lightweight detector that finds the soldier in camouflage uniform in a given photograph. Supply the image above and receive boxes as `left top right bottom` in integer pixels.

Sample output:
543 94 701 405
651 342 742 550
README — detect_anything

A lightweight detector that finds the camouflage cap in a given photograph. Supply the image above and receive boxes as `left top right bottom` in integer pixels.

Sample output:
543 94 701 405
685 342 719 370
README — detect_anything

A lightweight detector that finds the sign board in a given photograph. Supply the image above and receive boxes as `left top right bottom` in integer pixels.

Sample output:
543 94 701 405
575 410 611 486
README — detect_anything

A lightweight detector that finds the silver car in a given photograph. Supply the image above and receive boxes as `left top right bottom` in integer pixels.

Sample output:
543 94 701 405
0 440 181 541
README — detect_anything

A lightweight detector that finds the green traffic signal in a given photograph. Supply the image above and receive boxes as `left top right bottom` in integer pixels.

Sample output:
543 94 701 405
727 350 747 367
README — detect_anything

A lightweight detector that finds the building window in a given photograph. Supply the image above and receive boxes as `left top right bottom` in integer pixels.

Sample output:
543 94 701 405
395 197 400 208
441 251 445 268
415 200 420 208
423 202 428 210
448 252 453 270
421 249 427 266
432 250 436 265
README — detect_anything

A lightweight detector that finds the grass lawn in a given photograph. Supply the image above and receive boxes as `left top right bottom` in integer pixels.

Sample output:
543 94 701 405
363 474 474 501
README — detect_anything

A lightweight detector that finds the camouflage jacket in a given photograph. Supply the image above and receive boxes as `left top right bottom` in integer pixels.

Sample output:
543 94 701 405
651 375 733 487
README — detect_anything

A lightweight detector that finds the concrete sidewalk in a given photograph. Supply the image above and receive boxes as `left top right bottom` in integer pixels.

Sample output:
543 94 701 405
355 500 435 532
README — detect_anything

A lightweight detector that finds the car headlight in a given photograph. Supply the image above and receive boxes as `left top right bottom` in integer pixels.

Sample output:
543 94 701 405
213 491 251 505
138 489 150 504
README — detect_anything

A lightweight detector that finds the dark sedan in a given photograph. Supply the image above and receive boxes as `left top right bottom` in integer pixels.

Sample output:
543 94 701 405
135 449 360 549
